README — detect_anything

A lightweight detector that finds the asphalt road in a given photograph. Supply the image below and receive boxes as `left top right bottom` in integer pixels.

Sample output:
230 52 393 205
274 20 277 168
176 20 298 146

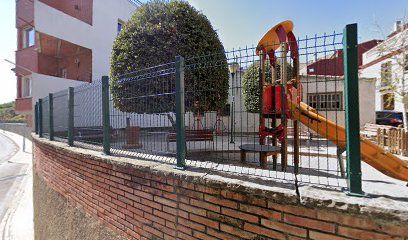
0 132 27 230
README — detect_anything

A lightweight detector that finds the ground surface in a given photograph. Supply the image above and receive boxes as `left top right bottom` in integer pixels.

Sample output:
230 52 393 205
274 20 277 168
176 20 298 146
0 131 33 240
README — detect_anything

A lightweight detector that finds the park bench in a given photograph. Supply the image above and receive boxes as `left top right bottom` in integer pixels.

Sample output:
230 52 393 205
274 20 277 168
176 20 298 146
361 123 393 141
239 144 280 169
167 129 214 150
74 126 104 142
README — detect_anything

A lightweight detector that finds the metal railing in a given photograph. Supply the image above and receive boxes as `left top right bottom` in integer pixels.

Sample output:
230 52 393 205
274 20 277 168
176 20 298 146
35 25 365 194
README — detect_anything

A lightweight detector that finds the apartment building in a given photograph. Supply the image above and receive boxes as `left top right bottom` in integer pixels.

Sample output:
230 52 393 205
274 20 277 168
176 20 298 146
360 21 408 114
14 0 138 127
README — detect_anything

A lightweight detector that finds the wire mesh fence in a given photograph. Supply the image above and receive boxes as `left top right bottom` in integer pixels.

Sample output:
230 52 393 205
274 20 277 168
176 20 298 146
53 89 69 143
72 80 104 151
35 28 363 188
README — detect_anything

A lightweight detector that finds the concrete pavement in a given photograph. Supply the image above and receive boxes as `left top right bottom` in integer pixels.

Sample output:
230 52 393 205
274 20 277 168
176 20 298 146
0 130 33 240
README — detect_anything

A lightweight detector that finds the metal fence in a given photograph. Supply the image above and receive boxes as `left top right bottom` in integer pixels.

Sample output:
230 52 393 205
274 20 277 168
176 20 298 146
35 24 365 193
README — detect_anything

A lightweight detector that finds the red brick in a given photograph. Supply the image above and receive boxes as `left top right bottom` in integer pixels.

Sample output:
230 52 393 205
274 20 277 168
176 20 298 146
317 211 379 231
240 204 281 220
125 227 141 240
220 224 257 239
179 203 207 217
191 199 220 213
284 214 335 233
177 231 193 240
193 230 214 240
140 198 162 210
153 209 176 222
154 196 177 208
142 225 163 239
207 228 236 240
309 231 351 240
133 201 153 214
115 172 132 181
338 226 396 240
204 194 238 209
189 213 219 230
221 207 258 223
176 187 203 200
244 222 285 240
178 217 206 232
144 212 165 226
133 189 154 201
151 181 174 192
261 219 307 237
195 185 220 195
268 201 317 218
380 223 408 237
221 190 266 207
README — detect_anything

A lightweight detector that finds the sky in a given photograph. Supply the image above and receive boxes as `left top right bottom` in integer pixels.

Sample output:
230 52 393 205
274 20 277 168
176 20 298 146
0 0 407 104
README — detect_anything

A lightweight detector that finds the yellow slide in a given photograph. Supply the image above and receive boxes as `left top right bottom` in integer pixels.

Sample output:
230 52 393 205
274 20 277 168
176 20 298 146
289 100 408 182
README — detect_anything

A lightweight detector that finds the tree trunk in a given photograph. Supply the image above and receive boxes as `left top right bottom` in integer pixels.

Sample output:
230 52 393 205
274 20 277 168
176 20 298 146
403 103 408 131
166 113 176 128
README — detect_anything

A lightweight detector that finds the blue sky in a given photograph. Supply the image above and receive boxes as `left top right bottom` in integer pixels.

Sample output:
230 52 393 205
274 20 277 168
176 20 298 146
0 0 406 104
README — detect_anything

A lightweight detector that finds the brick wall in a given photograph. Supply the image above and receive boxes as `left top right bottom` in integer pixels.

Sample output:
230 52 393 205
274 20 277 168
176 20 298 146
39 0 93 25
33 136 408 240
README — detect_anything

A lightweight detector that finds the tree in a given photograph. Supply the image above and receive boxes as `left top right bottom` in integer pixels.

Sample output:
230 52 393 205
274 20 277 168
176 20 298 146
242 61 293 113
373 20 408 130
110 0 229 114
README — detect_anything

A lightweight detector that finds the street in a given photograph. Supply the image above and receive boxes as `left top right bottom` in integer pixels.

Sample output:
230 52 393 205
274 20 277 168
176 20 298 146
0 131 33 240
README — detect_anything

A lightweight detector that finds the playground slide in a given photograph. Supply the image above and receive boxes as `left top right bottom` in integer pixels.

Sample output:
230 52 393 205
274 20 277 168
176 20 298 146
288 100 408 182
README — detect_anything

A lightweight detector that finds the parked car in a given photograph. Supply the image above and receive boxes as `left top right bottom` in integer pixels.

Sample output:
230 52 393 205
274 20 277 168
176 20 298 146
375 111 404 127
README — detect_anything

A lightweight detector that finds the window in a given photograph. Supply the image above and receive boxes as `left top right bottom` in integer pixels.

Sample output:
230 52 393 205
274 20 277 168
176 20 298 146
117 20 124 34
23 27 35 48
61 69 68 79
382 93 394 110
381 61 392 87
21 76 31 97
307 92 342 111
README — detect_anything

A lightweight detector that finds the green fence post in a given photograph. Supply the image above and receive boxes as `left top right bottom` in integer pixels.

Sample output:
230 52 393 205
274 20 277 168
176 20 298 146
175 56 186 169
343 23 365 196
68 87 74 146
102 76 111 155
38 98 43 138
34 102 39 134
49 93 54 140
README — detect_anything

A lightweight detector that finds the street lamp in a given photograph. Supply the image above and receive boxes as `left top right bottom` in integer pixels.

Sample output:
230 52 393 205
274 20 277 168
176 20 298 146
228 62 239 144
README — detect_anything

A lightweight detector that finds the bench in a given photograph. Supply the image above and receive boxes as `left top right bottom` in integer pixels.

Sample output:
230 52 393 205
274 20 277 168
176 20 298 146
239 144 281 169
361 123 393 141
74 126 104 142
167 129 214 150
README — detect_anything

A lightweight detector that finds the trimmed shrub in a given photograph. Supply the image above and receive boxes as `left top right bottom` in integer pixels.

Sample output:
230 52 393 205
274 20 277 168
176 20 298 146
110 0 229 113
242 61 292 113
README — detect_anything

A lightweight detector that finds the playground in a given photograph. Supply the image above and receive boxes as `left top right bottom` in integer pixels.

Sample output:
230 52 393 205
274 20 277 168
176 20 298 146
36 21 408 197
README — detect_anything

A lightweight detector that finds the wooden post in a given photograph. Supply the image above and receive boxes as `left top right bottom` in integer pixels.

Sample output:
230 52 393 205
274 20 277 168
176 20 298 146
293 53 300 174
259 51 267 168
280 43 288 171
271 61 278 170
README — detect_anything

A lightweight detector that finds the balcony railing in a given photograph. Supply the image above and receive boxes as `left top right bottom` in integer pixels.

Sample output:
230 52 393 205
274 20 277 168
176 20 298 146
128 0 142 7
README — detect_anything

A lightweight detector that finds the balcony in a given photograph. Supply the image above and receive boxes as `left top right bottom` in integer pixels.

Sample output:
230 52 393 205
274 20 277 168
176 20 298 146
15 97 33 114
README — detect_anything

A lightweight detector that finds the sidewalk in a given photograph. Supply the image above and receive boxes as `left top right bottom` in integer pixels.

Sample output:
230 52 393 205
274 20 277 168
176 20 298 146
0 130 33 240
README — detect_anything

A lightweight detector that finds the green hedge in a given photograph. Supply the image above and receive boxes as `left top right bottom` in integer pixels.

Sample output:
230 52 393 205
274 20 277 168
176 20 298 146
242 61 292 113
110 0 229 113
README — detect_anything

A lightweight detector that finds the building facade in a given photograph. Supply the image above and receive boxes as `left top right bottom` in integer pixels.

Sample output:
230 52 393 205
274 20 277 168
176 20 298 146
307 40 380 76
360 22 408 115
14 0 138 127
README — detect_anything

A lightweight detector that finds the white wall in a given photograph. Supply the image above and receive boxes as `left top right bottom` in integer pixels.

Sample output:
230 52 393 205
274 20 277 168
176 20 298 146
31 73 86 105
361 28 407 113
300 75 376 127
